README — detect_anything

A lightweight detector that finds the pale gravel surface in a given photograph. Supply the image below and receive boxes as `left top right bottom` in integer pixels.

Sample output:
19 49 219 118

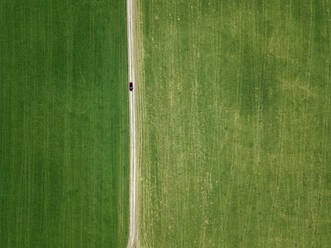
126 0 137 247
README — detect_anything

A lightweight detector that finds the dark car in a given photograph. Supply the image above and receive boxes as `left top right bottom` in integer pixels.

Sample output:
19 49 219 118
129 82 133 91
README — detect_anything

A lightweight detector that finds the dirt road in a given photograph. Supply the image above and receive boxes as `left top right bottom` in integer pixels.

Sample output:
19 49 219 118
126 0 137 247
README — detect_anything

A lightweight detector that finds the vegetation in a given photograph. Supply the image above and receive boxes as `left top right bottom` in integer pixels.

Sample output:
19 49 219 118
0 1 129 247
136 0 330 247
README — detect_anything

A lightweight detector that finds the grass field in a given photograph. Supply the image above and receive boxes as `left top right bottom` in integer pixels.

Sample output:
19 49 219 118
135 0 330 247
0 1 128 247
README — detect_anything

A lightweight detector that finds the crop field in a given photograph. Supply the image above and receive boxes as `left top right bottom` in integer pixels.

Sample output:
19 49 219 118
135 0 330 247
0 1 128 247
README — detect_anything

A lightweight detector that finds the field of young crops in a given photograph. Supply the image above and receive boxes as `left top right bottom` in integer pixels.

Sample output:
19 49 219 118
0 1 129 247
135 0 330 247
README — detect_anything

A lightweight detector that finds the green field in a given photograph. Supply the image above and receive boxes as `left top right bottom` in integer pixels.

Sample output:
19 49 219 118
136 0 330 247
0 1 128 247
